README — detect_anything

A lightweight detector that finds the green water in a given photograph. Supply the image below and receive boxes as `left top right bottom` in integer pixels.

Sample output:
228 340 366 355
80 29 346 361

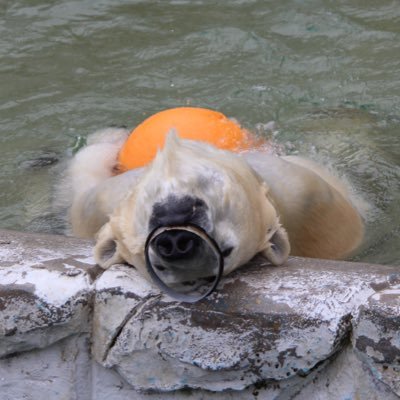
0 0 399 265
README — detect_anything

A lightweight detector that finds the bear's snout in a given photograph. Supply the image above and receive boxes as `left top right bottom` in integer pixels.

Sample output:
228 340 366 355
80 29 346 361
148 195 211 232
152 230 201 261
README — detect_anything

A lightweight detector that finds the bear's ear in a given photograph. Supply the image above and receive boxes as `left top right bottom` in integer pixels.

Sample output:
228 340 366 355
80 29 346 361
94 223 124 269
260 224 290 266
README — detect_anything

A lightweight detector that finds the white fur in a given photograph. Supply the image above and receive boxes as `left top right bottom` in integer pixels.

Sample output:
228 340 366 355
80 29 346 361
62 127 364 281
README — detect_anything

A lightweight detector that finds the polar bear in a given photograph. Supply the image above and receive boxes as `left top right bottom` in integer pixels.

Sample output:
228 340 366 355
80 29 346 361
63 126 363 284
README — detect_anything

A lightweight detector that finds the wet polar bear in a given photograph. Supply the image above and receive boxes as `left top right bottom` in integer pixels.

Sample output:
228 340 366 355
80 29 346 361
65 126 363 282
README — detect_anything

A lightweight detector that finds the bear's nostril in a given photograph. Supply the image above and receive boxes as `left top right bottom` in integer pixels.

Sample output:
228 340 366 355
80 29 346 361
156 236 174 257
176 234 194 254
154 231 198 260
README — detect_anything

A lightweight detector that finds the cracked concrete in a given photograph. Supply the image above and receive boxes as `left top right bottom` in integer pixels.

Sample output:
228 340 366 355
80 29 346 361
0 229 399 399
0 230 98 358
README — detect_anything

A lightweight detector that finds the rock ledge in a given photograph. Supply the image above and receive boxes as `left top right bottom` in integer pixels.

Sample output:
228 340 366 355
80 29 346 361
0 230 399 399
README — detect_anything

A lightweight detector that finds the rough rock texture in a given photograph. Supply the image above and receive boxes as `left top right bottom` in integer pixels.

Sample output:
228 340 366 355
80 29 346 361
0 229 399 399
92 257 400 394
0 334 92 400
353 276 400 397
0 230 99 357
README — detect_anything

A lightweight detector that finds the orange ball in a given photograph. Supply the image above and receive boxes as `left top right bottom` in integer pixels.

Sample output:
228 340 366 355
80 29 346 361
118 107 257 171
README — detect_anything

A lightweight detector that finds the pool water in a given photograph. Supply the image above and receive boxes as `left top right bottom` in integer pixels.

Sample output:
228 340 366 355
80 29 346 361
0 0 399 265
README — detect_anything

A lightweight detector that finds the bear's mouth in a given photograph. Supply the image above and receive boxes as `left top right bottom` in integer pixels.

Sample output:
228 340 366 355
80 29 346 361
144 225 224 303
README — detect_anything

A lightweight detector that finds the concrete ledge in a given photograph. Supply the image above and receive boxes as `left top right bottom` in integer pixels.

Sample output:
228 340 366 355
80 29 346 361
353 278 400 396
0 229 399 399
0 231 100 358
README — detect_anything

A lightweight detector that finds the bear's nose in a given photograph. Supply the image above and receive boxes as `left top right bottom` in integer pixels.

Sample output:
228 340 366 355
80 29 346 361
153 230 200 260
149 195 211 231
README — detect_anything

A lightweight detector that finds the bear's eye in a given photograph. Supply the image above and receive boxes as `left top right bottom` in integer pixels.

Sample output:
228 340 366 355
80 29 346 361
221 246 234 258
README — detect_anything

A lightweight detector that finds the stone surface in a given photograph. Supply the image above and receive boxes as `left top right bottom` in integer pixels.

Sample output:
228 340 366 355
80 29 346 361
292 346 400 400
0 334 91 400
92 255 400 393
353 275 400 397
0 230 98 357
0 229 399 399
